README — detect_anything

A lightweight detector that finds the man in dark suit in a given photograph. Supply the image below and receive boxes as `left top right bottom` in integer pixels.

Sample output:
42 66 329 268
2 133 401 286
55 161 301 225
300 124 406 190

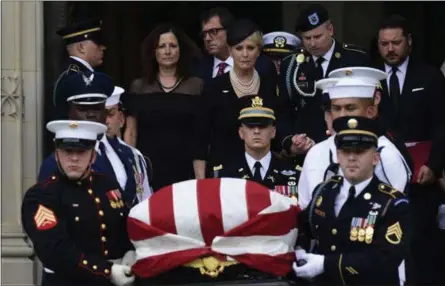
280 4 370 146
193 7 277 85
53 18 107 118
375 14 445 285
214 95 300 199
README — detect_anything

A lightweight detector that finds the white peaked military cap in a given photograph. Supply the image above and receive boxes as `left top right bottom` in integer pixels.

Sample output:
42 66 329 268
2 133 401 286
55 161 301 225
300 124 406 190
106 86 125 107
326 67 387 100
263 31 301 54
315 78 340 94
329 67 387 86
47 120 107 141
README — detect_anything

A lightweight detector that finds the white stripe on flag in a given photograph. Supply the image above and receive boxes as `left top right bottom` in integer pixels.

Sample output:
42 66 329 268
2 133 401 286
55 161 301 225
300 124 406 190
173 180 204 242
263 191 297 215
220 178 248 232
212 229 298 256
129 199 151 225
133 233 205 259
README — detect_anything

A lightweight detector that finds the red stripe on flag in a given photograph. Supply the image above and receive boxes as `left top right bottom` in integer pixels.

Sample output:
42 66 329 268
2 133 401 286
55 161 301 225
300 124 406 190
150 185 177 234
127 217 167 241
245 181 271 219
131 248 211 278
225 205 300 237
197 179 224 246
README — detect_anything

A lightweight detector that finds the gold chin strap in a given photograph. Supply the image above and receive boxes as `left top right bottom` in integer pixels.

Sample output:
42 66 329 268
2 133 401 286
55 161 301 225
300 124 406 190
184 256 239 278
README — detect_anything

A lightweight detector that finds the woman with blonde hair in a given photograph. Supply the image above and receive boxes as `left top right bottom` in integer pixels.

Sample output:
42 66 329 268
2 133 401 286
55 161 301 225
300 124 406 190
193 19 291 179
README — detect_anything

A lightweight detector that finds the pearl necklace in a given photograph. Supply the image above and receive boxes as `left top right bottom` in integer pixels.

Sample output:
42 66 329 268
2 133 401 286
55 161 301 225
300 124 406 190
230 69 260 96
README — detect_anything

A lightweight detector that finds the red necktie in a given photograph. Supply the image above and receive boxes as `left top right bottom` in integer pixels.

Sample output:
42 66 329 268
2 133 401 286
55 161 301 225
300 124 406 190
216 62 228 76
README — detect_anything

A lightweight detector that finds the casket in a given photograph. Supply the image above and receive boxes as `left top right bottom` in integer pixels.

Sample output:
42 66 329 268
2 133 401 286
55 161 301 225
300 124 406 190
127 178 301 285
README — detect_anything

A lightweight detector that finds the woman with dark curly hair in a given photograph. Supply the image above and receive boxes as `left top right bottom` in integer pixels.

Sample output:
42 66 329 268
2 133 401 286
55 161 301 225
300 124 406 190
124 23 203 191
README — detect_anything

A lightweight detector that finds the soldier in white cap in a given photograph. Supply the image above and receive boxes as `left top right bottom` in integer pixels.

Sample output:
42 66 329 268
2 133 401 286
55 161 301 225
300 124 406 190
262 31 301 75
21 120 135 286
103 86 153 202
298 67 411 211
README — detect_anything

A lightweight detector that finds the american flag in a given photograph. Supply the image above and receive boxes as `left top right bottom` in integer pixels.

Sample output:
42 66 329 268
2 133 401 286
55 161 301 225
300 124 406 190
128 178 301 278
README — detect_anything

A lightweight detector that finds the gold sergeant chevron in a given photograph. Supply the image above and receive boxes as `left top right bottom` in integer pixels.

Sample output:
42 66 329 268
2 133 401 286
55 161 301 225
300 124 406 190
385 222 403 245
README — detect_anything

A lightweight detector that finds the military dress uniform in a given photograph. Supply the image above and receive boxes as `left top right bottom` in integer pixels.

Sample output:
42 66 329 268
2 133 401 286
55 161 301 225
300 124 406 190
298 68 411 210
213 95 301 200
280 4 370 144
22 121 134 286
53 19 104 115
295 117 411 285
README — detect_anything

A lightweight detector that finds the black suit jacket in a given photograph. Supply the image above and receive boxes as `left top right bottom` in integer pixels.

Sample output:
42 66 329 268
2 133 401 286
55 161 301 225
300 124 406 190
376 58 445 176
192 54 278 86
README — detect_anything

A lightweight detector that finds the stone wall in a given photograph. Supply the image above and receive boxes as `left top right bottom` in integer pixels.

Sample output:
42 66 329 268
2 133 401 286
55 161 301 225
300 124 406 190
1 1 44 285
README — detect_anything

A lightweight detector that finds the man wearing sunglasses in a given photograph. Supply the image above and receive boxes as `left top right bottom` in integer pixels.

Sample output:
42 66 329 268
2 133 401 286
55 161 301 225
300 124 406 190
193 6 277 85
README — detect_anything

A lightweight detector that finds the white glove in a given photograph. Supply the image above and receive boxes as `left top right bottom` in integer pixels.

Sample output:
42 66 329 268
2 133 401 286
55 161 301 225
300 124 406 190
110 264 135 286
122 250 136 267
295 246 308 262
292 253 325 280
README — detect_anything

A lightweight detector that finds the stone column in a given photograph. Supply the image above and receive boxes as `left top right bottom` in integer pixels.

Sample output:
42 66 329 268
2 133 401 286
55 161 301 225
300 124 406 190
1 1 45 285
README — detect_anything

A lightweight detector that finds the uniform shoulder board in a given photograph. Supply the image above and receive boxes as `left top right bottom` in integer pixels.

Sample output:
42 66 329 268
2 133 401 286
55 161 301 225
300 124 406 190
342 43 367 54
213 164 223 172
67 64 80 73
283 48 306 62
378 183 404 199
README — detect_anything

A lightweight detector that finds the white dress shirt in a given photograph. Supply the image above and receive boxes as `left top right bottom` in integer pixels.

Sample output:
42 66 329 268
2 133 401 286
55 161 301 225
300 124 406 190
313 40 336 77
385 57 409 94
297 135 411 210
97 136 128 189
245 151 272 180
212 56 234 78
334 177 372 217
69 56 94 72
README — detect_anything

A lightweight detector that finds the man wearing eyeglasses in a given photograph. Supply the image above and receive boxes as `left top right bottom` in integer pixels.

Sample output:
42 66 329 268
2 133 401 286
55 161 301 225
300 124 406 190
193 6 277 85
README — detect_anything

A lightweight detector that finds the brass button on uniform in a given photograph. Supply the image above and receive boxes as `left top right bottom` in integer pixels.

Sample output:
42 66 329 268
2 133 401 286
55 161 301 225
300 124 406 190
83 260 88 265
105 269 110 274
120 212 124 216
93 265 98 270
332 228 338 235
75 217 80 222
104 250 109 255
95 198 100 203
101 224 106 230
101 236 107 242
99 210 104 216
88 189 93 195
331 245 336 251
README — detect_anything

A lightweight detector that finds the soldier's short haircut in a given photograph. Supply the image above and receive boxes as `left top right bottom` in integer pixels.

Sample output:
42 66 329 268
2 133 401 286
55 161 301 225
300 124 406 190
200 7 235 29
379 14 411 38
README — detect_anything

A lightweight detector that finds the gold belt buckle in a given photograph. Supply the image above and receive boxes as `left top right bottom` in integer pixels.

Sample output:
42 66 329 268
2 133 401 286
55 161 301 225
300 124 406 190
184 256 238 278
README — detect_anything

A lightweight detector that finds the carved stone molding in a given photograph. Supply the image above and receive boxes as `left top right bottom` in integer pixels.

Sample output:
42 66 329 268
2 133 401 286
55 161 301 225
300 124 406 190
1 74 24 118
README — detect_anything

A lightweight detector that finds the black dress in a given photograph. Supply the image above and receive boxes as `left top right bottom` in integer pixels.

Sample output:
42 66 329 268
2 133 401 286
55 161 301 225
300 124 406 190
126 77 203 191
193 72 292 175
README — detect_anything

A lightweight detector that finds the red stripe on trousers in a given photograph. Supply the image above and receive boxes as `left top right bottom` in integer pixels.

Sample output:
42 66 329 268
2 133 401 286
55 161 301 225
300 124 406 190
197 178 224 245
150 184 177 234
245 180 272 219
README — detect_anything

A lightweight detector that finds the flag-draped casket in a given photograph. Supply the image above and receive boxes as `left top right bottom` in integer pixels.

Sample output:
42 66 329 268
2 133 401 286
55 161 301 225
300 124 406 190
127 178 301 282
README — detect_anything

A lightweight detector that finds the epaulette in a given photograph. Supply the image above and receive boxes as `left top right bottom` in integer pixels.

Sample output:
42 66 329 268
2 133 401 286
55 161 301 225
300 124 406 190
41 174 59 187
67 64 80 73
378 183 404 199
213 164 223 172
342 43 367 54
328 175 343 184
